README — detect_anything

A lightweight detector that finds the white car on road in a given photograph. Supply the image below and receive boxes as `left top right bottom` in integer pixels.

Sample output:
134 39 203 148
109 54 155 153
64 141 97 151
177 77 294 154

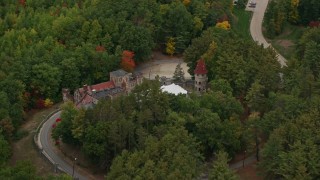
249 0 257 8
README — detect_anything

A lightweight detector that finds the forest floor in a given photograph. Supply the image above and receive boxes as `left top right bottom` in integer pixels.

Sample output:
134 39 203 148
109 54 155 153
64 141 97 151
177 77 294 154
230 150 264 179
236 162 264 180
9 104 61 177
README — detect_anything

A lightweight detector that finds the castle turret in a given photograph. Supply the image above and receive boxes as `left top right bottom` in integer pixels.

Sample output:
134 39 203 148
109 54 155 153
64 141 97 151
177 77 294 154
62 88 73 102
194 59 208 93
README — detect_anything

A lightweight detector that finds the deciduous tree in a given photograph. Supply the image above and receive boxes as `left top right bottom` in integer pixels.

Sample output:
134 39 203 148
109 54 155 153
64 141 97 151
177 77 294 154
120 50 136 72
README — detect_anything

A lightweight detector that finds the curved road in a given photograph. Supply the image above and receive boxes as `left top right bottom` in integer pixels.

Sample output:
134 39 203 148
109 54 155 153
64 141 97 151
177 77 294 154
39 111 87 180
247 0 287 67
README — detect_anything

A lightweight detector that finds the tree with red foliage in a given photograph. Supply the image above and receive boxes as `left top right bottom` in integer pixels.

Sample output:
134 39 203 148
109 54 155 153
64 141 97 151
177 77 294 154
36 98 45 109
121 50 136 72
19 0 26 7
309 21 320 28
95 45 106 52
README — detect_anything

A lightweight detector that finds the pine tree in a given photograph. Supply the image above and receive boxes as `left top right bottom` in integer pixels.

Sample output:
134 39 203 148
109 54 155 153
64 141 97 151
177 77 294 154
209 151 238 180
173 63 185 83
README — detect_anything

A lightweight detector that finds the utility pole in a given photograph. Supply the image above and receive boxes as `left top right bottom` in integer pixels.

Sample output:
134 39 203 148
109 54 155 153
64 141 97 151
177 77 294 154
72 157 77 178
243 150 246 168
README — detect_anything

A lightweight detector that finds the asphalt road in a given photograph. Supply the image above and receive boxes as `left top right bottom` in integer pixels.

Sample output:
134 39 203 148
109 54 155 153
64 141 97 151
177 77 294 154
39 111 87 180
247 0 287 67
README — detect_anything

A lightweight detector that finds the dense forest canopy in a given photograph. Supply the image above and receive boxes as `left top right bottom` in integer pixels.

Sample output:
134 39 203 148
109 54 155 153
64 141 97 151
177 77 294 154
0 0 233 177
264 0 320 37
1 0 320 179
0 0 233 132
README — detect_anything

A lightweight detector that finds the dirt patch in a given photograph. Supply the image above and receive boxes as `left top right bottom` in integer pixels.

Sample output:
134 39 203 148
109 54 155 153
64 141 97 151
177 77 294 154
151 51 183 61
276 40 295 49
280 28 292 37
236 162 264 180
9 104 62 177
230 151 247 164
9 132 56 176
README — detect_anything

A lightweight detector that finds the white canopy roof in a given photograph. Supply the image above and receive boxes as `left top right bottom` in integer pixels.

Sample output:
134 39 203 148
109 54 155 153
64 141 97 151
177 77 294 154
161 83 187 95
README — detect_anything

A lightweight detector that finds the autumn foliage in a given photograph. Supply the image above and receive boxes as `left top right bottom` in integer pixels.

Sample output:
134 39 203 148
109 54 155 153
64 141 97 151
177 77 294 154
44 98 54 108
309 21 320 28
166 37 176 56
19 0 26 7
216 21 231 30
121 50 136 72
95 45 106 52
36 98 45 109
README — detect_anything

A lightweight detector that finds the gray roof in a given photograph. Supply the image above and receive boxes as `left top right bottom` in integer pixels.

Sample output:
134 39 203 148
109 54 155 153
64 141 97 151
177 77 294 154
93 87 124 99
110 69 128 77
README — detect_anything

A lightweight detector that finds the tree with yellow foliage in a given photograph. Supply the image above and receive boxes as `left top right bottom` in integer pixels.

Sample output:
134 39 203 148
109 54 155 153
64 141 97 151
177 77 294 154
289 0 299 24
201 41 217 61
166 37 175 56
44 98 54 108
182 0 191 6
215 21 231 30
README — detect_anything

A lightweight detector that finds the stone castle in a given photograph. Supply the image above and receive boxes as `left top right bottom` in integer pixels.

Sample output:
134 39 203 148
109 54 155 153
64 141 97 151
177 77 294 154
63 59 208 108
62 69 143 109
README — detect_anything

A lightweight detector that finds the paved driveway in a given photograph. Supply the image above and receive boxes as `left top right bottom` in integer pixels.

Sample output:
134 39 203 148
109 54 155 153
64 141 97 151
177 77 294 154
247 0 287 67
39 111 87 180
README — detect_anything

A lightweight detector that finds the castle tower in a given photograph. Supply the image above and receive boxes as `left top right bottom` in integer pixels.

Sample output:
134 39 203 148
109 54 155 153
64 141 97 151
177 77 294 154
194 59 208 93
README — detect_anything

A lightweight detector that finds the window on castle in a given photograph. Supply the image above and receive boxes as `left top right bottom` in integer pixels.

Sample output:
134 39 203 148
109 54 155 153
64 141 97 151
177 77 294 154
199 82 201 85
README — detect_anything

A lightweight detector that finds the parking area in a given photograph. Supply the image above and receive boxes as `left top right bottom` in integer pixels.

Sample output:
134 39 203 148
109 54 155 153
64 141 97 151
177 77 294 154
135 52 191 80
245 0 257 11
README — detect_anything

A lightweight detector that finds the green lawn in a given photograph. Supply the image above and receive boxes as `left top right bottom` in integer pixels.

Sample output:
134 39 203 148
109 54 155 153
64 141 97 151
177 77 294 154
232 7 252 40
272 23 305 41
266 23 305 59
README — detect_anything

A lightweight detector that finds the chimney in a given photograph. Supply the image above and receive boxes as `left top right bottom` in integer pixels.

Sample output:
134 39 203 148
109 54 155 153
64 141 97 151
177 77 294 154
83 84 88 92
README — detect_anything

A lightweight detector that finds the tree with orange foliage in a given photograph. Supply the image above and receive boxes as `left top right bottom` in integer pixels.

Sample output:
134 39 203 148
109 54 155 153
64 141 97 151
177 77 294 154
121 50 136 72
19 0 26 7
215 21 231 30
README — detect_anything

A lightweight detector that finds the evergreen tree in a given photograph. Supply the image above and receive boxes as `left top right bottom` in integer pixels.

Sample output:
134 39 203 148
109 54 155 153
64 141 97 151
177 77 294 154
173 63 185 83
209 151 238 180
0 133 11 166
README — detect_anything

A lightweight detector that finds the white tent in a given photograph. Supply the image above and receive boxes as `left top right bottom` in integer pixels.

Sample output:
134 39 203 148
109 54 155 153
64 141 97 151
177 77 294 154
161 83 187 95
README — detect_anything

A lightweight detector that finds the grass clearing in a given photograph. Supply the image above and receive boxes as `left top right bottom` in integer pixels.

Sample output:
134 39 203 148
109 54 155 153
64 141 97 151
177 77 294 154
9 103 62 177
232 7 252 40
265 23 305 59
